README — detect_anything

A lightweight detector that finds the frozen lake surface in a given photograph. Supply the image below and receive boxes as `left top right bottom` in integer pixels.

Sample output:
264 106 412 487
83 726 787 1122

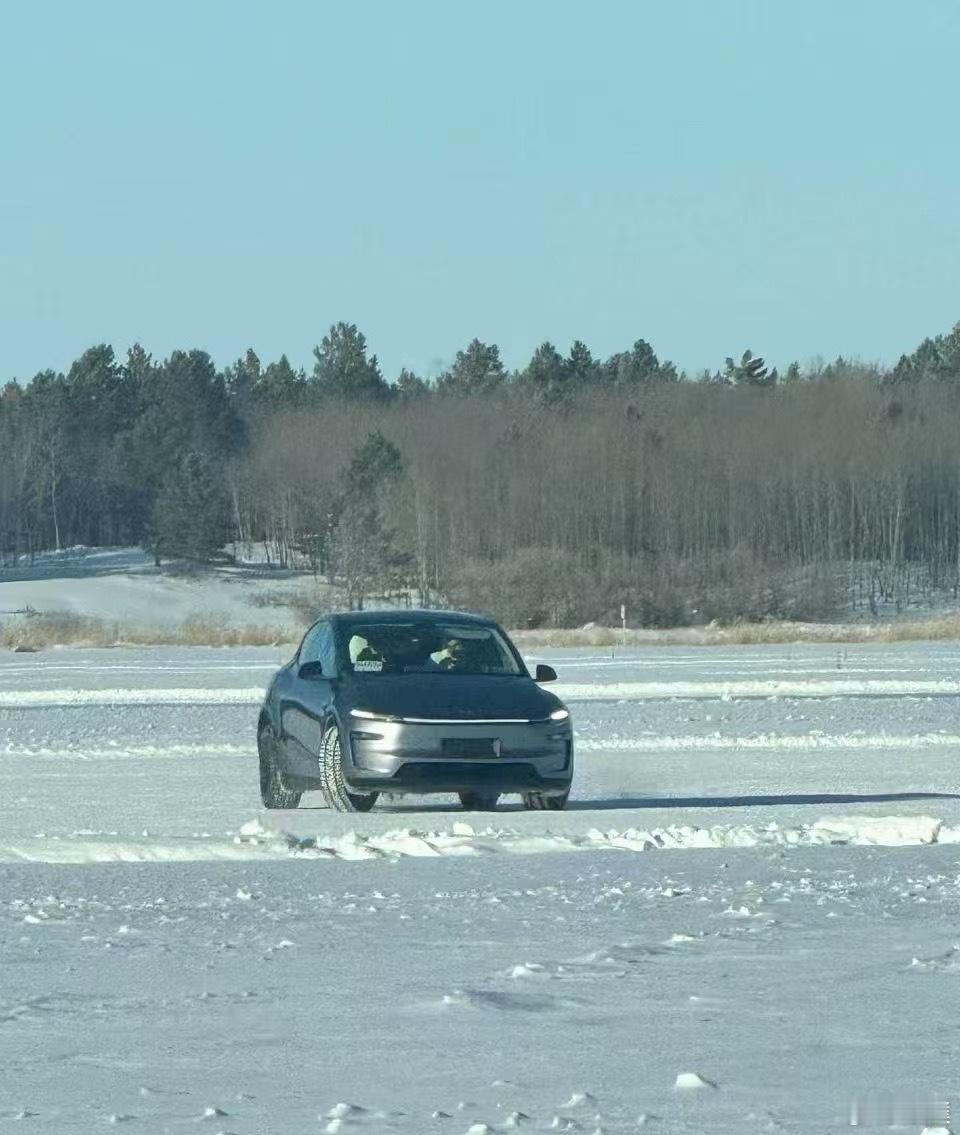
2 642 960 1131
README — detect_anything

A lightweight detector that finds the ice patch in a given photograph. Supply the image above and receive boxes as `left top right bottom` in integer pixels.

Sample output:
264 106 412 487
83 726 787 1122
441 988 581 1013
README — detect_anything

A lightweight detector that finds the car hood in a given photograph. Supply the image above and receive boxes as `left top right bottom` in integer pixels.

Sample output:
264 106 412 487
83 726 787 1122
337 673 563 722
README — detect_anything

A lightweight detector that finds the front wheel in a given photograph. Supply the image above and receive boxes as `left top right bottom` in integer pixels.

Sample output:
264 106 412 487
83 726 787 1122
258 722 302 810
459 791 501 811
318 725 379 813
522 790 569 811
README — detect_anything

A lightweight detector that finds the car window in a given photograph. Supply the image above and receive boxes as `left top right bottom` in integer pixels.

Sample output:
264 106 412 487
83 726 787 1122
338 620 523 676
299 620 337 676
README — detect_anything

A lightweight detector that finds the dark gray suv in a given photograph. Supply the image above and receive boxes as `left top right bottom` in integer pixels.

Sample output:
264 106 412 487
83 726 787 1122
257 610 573 812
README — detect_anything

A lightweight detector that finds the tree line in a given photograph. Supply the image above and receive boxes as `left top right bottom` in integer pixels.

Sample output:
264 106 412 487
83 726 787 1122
3 320 960 627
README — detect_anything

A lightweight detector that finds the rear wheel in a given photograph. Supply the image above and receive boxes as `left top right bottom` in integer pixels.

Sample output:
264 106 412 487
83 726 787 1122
318 725 379 813
258 721 302 810
459 790 501 811
522 790 569 811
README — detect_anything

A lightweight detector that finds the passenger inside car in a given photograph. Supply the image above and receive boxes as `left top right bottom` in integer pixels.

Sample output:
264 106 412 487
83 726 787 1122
348 634 384 670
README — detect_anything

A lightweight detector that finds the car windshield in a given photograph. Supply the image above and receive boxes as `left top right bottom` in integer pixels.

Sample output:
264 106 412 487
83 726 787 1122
338 620 523 676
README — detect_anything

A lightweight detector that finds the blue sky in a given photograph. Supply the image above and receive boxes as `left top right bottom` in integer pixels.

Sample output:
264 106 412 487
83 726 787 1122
2 0 959 381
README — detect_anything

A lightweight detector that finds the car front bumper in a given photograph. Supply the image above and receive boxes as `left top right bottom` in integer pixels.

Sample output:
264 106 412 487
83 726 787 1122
343 717 573 795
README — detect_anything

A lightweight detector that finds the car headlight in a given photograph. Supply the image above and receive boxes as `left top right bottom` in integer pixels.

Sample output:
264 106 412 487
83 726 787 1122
350 708 401 723
549 708 570 722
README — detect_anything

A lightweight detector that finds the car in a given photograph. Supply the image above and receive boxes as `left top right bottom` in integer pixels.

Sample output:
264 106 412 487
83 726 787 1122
257 609 573 812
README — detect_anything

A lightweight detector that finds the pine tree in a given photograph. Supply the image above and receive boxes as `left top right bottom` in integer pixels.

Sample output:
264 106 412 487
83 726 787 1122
395 368 430 398
724 349 773 387
311 323 389 400
259 355 306 406
566 340 600 387
520 341 567 402
224 349 262 411
148 452 230 564
437 339 507 395
602 339 677 385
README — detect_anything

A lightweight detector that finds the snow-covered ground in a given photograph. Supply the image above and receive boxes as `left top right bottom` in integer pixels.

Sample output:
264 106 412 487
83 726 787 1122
3 642 960 1132
0 548 314 631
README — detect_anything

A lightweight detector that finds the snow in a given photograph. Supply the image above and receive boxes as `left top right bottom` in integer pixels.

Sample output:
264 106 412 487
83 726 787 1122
0 546 312 630
1 812 953 866
8 677 960 708
674 1073 716 1091
0 686 267 708
4 640 960 1132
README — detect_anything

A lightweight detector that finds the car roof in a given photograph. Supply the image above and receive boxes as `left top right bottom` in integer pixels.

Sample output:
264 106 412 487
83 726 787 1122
328 609 495 628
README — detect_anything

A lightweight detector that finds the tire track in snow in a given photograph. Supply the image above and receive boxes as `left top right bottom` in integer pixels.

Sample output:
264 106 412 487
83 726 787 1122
3 676 960 708
0 688 265 708
561 678 960 701
3 743 251 760
6 733 960 760
578 732 960 752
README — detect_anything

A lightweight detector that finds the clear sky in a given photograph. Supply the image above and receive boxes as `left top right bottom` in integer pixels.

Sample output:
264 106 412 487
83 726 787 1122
2 0 959 382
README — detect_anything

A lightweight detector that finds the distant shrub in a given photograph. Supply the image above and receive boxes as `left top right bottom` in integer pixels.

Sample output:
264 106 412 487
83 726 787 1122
0 613 293 650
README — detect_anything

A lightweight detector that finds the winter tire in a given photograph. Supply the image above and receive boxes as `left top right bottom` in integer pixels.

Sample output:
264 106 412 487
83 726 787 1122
318 724 379 813
258 721 302 810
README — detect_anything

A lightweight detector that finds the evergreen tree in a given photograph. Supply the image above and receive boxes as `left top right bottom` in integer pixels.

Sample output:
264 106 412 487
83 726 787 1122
224 349 262 412
120 349 242 547
566 340 600 387
59 345 142 544
520 341 568 402
602 339 677 385
892 322 960 384
23 370 69 551
124 343 154 388
311 323 388 400
394 368 430 399
148 452 230 564
724 349 773 387
253 355 306 408
437 339 507 395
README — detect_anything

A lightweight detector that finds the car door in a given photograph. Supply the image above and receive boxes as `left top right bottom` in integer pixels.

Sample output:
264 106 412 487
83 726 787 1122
278 620 338 775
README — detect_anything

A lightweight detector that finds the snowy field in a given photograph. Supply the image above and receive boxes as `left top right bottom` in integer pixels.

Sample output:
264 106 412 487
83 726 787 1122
0 548 309 632
3 642 960 1132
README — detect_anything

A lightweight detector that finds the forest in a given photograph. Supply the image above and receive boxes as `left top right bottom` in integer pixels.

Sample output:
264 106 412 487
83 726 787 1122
3 321 960 628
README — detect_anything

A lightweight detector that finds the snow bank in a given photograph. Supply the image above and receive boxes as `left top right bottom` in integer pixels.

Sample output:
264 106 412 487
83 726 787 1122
1 813 952 865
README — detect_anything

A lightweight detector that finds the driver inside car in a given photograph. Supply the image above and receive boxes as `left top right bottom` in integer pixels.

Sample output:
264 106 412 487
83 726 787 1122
434 637 467 670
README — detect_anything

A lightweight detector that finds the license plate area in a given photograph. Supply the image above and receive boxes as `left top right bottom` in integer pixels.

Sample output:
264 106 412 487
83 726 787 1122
441 737 501 758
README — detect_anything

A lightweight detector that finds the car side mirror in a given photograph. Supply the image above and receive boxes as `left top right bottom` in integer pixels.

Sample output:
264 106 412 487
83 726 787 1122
298 660 325 681
535 663 557 683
